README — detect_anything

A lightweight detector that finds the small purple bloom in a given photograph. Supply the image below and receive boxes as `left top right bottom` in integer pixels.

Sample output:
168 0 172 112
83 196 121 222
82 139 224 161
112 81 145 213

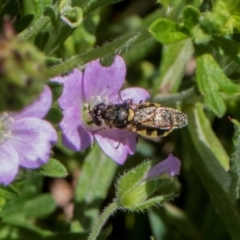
52 56 149 164
0 86 58 185
143 154 181 181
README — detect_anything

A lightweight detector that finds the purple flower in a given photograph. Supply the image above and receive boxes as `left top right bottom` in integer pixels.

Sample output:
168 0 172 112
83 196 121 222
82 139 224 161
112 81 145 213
0 86 58 185
52 56 149 164
143 154 181 181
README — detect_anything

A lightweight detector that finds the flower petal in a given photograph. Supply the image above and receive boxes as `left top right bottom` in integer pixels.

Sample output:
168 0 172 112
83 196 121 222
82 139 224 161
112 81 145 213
83 56 126 102
51 69 83 110
0 142 19 185
143 154 181 181
9 86 52 120
60 107 94 151
9 118 58 168
110 87 150 104
94 128 137 164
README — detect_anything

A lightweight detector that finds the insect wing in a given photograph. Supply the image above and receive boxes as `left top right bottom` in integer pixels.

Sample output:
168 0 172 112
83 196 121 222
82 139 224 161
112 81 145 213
134 102 188 132
134 106 157 125
134 103 169 129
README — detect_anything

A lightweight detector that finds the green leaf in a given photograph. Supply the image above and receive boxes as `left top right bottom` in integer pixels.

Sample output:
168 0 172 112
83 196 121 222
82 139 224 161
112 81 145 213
149 207 201 240
182 5 200 29
149 18 190 44
186 103 229 169
34 31 50 52
0 224 52 239
39 159 68 178
196 46 240 117
34 0 52 19
224 0 240 13
155 39 193 94
183 104 240 239
48 81 63 101
43 0 120 54
229 118 240 200
1 194 56 219
23 194 56 218
202 0 234 35
43 22 74 55
13 14 34 33
233 15 240 32
0 185 19 200
71 144 117 232
213 36 240 65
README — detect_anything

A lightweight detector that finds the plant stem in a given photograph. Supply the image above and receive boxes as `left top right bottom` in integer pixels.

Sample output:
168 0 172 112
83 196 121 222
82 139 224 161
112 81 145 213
87 201 119 240
17 15 50 41
46 29 154 78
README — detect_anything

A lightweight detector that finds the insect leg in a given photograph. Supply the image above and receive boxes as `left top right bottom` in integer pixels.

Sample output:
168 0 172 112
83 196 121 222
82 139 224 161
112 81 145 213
114 129 137 149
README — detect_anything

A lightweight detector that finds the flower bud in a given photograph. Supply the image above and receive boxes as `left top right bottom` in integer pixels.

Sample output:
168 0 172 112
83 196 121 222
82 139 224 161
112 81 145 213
116 154 181 211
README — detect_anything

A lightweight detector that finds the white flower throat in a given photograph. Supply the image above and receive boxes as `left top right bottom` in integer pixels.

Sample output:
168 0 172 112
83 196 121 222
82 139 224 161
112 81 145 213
0 113 13 143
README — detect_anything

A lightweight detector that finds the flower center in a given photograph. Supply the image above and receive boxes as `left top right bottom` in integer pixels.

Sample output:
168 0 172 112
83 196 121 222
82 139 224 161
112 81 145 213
82 103 92 126
0 112 13 143
82 96 110 130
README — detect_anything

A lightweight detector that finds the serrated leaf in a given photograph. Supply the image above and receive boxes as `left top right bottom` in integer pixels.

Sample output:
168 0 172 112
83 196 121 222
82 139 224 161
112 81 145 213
229 118 240 200
196 46 240 117
39 159 68 178
149 18 190 44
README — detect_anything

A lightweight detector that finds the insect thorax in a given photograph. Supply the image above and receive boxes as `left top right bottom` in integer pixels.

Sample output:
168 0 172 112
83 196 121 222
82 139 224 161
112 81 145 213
103 103 134 128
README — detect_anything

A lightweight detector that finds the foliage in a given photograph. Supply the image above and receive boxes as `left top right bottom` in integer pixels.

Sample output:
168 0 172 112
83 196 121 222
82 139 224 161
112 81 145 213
1 0 240 239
